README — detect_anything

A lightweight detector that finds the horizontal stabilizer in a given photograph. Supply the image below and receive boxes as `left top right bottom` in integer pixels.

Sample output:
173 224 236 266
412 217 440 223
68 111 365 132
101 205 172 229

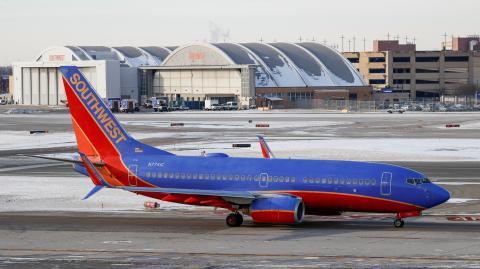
82 185 104 200
22 154 104 166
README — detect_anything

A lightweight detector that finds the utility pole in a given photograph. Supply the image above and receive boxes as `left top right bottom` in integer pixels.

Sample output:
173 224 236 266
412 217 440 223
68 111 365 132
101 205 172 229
387 32 391 40
395 34 400 41
352 36 356 52
323 38 327 45
404 35 408 44
299 36 302 42
363 37 366 51
259 37 263 43
347 39 351 52
442 32 448 50
341 34 345 52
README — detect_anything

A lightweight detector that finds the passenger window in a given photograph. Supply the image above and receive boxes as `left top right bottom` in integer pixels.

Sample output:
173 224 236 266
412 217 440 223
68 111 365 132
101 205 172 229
254 175 259 181
163 172 168 178
146 172 151 177
353 178 357 185
216 174 221 180
279 176 284 182
151 172 156 178
309 178 314 183
199 174 204 180
181 173 185 179
175 173 180 179
291 177 296 183
187 173 192 179
371 179 376 185
193 174 198 179
340 178 345 185
303 178 308 183
315 178 320 184
241 175 245 181
248 175 252 181
228 175 233 181
322 178 326 184
222 175 227 180
347 178 351 184
328 178 332 184
169 173 174 179
235 175 239 181
365 179 370 185
273 176 278 182
359 179 363 185
268 176 272 182
334 178 338 184
415 178 422 184
285 177 290 183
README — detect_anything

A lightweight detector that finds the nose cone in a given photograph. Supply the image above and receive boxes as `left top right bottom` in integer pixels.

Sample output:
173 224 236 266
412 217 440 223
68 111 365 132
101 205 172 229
431 185 450 207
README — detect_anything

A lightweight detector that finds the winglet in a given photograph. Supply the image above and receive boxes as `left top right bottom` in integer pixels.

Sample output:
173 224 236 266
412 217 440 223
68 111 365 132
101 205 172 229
82 185 104 200
257 135 275 159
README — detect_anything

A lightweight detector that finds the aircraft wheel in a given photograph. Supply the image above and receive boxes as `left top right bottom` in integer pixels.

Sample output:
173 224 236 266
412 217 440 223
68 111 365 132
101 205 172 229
226 212 243 227
394 218 404 228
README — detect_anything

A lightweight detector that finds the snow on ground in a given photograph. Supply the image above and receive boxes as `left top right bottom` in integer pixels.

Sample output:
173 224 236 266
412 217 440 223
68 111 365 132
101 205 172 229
0 175 195 212
0 131 175 151
169 138 480 161
120 120 345 130
446 198 480 204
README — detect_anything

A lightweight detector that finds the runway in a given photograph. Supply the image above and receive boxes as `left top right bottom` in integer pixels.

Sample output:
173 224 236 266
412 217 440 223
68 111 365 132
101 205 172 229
2 111 480 268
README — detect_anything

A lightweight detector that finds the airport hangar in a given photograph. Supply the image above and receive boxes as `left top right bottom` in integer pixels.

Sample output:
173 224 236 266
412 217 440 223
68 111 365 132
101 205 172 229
12 43 370 108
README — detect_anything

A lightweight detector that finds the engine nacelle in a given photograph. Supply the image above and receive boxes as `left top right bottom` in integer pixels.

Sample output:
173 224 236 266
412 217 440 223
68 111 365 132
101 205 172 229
250 196 305 224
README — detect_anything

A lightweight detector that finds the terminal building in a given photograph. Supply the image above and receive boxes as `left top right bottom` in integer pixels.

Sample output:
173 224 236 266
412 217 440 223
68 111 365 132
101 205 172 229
12 43 369 108
343 37 480 100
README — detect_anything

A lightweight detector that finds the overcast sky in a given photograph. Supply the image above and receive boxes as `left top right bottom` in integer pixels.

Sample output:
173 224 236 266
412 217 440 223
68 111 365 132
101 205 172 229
0 0 478 65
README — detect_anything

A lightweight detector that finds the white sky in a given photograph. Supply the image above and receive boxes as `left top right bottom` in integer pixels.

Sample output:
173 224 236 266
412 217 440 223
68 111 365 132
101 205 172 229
0 0 479 65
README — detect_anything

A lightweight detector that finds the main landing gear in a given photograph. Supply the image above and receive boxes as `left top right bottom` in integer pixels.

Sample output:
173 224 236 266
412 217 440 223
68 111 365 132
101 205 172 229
226 212 243 227
394 218 405 228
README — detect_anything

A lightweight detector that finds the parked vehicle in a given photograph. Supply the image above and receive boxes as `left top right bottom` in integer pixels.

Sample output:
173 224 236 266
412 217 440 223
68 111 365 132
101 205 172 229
204 99 219 110
179 105 190 111
120 99 140 113
0 99 6 105
224 101 239 110
387 107 405 114
107 99 120 112
152 98 168 112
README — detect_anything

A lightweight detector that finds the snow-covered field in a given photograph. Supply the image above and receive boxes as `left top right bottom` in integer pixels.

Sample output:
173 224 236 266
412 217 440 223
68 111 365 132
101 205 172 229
0 175 194 212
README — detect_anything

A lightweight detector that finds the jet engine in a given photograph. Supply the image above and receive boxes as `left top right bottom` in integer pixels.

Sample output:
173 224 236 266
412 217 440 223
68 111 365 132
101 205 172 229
249 196 305 224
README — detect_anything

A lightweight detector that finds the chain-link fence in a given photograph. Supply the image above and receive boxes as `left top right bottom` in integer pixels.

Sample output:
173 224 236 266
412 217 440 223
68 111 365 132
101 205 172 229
291 99 480 112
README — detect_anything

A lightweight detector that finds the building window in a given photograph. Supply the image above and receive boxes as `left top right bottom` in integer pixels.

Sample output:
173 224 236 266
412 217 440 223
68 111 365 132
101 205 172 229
445 56 468 62
369 79 386 85
369 57 385 63
393 57 410 63
393 68 410 73
416 68 439 73
416 79 439 84
347 58 359 63
393 79 411 84
369 68 385 74
415 56 439 62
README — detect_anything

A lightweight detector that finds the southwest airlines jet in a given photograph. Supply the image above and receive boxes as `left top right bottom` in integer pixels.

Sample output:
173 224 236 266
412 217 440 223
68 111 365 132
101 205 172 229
35 66 450 228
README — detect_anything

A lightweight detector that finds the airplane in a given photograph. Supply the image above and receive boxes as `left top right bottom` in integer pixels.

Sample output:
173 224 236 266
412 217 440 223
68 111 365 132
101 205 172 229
31 66 451 228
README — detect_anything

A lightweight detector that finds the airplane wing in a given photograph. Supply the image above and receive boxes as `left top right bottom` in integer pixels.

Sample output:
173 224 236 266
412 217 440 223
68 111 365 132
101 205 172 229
120 186 257 200
257 135 275 159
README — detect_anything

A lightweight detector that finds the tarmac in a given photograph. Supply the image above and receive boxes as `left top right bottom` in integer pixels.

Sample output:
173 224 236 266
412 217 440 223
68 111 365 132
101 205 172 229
1 110 480 268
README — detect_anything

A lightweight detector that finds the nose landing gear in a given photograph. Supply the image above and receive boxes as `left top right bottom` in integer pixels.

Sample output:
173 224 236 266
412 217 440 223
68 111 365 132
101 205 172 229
226 212 243 227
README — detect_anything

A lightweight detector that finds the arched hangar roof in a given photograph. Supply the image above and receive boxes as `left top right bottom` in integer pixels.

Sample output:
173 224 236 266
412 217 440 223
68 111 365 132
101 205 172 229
162 42 366 87
36 45 173 67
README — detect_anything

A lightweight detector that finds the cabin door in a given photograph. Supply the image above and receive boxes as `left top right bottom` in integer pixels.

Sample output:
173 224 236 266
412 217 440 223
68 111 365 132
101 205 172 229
259 173 268 188
128 164 138 186
380 172 392 196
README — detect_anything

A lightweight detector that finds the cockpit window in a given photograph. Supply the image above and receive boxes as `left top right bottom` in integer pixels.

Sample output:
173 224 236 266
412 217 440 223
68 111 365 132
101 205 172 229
407 178 431 185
